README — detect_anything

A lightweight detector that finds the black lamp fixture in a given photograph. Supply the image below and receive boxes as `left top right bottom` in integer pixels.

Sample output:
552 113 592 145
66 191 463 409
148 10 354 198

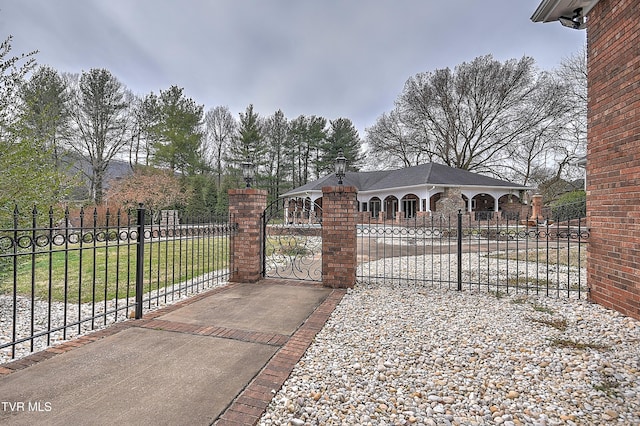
241 156 255 188
559 8 586 29
335 148 347 185
530 1 597 30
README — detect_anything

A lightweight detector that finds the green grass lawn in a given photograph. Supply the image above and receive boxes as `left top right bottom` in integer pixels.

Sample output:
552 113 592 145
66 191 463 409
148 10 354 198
0 237 230 303
265 235 317 257
491 246 586 268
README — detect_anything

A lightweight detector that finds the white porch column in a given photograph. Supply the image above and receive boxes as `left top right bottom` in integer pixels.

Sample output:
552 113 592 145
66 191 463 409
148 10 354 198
307 197 314 224
285 201 289 223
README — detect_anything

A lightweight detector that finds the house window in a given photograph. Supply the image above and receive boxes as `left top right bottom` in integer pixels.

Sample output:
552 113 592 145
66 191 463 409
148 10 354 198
362 202 368 212
402 199 417 219
370 199 381 218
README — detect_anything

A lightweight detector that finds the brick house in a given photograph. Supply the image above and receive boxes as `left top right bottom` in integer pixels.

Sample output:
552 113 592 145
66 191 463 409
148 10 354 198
532 0 640 320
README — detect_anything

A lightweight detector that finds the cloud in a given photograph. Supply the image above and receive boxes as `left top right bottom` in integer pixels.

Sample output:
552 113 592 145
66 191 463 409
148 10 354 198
1 0 585 135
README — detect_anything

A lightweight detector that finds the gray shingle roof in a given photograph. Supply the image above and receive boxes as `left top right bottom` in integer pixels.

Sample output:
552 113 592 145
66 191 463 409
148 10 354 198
282 163 526 197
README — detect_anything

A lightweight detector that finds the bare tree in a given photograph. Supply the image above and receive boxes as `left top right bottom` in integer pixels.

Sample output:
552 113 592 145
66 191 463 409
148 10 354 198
505 72 573 185
554 45 587 182
368 55 574 181
556 45 587 107
129 93 160 168
67 68 132 204
515 46 587 194
365 108 432 168
409 56 534 173
203 105 236 189
506 47 587 194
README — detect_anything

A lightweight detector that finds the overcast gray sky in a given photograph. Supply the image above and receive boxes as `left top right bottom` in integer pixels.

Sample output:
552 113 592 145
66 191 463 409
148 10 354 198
1 0 585 136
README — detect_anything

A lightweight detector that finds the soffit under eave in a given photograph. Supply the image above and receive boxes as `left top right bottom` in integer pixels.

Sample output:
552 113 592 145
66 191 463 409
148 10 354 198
531 0 600 23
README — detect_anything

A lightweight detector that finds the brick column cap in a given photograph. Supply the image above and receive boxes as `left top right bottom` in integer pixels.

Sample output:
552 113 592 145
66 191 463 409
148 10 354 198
228 188 268 196
322 185 358 194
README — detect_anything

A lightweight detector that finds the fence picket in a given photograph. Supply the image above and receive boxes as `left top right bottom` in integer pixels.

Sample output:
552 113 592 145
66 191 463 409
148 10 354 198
0 205 236 362
356 213 589 298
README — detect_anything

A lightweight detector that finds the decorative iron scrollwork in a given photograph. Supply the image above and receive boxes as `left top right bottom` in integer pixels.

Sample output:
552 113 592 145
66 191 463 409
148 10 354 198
262 198 323 281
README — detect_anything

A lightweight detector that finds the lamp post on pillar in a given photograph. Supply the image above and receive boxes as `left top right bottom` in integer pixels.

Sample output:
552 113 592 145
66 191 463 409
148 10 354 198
228 157 266 283
241 156 255 188
322 150 357 288
335 148 346 185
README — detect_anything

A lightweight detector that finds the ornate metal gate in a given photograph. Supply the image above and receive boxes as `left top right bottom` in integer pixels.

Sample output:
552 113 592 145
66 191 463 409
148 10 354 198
262 198 322 281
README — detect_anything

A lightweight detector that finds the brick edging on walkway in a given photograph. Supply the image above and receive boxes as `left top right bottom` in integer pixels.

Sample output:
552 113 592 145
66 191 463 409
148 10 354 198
0 283 241 376
215 288 346 426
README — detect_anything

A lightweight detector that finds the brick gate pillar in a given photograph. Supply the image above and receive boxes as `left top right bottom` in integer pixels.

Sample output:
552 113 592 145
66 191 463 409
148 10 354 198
530 194 544 222
322 185 358 288
228 188 268 283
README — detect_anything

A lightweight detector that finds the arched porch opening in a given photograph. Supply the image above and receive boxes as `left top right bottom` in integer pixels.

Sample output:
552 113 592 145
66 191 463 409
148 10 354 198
429 192 443 212
369 197 382 218
383 195 398 220
285 196 322 224
313 197 323 219
498 193 522 220
401 194 419 219
472 193 496 220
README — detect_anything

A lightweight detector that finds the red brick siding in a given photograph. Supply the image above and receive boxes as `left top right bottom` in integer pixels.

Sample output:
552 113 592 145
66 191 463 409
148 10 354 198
228 189 268 283
587 0 640 319
321 186 358 288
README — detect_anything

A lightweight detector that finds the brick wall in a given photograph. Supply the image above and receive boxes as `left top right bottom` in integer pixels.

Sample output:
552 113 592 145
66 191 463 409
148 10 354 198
228 188 268 283
322 186 358 288
587 0 640 319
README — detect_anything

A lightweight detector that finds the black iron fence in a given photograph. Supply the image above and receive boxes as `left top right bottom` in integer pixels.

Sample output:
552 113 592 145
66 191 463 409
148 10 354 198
0 205 236 362
357 211 588 298
543 199 587 223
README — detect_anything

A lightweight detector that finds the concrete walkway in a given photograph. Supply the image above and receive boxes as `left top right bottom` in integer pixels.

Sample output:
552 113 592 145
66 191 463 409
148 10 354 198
0 280 345 426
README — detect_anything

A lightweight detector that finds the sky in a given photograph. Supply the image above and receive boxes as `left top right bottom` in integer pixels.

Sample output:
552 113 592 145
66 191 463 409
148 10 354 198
0 0 586 137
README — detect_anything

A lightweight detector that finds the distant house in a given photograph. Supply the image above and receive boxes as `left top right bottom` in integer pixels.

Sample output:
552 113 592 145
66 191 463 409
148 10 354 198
282 163 530 222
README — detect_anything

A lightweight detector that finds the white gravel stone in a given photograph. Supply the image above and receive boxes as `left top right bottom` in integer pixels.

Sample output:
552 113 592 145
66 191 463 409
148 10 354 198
1 273 229 364
259 278 640 425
